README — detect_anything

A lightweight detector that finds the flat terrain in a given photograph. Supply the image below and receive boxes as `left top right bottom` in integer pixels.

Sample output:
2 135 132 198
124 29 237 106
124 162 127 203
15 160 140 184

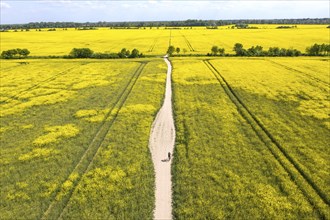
0 25 329 56
1 57 329 219
0 26 329 219
172 57 329 219
0 59 166 219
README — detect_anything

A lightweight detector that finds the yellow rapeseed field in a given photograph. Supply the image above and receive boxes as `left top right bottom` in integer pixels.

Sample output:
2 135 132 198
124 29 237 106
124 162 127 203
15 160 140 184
1 25 328 56
0 59 167 219
1 25 329 219
172 57 329 219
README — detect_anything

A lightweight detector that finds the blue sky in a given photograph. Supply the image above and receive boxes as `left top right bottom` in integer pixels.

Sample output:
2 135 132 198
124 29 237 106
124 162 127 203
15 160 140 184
1 0 329 24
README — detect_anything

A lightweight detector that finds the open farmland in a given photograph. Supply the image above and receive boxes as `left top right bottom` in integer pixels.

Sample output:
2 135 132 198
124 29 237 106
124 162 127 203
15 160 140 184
0 25 329 56
1 25 329 219
0 59 166 219
172 57 329 219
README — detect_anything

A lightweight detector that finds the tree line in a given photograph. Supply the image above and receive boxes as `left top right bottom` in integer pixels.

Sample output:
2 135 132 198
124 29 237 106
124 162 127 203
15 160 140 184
1 48 143 59
1 48 30 59
1 18 329 30
2 44 329 59
67 48 143 59
207 43 330 57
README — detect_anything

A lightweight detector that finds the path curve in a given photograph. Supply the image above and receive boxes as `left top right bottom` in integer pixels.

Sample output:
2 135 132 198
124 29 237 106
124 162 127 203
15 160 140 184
149 56 176 220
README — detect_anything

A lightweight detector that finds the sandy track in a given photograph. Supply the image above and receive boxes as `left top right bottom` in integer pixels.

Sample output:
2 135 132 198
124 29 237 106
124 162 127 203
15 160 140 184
149 56 175 220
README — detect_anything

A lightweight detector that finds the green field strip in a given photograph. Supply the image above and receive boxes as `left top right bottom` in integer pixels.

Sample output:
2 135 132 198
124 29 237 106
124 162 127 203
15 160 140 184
1 64 87 104
266 59 329 87
41 62 147 220
203 60 330 218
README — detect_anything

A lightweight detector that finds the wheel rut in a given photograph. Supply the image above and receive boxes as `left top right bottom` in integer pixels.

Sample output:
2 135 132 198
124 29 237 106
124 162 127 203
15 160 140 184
1 63 87 104
266 59 329 87
41 62 147 220
181 33 194 52
203 60 329 218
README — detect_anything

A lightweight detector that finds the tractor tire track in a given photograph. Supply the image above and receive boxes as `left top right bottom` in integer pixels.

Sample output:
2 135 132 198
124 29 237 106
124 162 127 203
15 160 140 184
181 33 195 52
0 64 31 76
0 62 44 76
1 64 87 104
203 60 329 218
266 59 329 87
41 62 147 220
148 38 158 52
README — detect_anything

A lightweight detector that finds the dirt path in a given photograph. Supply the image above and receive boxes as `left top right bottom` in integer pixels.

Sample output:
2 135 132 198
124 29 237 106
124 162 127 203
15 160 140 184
149 56 175 220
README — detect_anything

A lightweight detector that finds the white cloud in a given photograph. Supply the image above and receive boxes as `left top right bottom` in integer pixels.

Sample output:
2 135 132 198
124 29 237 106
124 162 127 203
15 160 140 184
0 2 11 9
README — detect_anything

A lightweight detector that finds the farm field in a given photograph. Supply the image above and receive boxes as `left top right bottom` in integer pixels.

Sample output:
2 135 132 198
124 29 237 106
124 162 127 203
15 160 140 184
0 25 329 56
0 59 166 219
0 56 329 219
171 57 329 219
0 26 329 219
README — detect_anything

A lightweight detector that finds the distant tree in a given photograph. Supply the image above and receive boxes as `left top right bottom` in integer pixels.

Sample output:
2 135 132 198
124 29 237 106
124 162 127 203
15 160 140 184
306 44 321 55
176 47 181 54
235 24 248 29
1 49 16 59
16 48 23 56
218 48 225 56
268 47 280 56
0 18 329 30
92 52 119 59
167 46 175 55
18 48 30 57
293 49 302 56
233 43 246 56
1 48 30 59
286 49 294 56
211 46 219 55
254 45 263 55
69 48 94 58
130 48 140 58
285 48 301 56
247 45 263 56
306 43 330 56
324 44 330 55
123 48 130 57
279 48 287 56
118 48 130 58
183 48 187 54
233 43 243 51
